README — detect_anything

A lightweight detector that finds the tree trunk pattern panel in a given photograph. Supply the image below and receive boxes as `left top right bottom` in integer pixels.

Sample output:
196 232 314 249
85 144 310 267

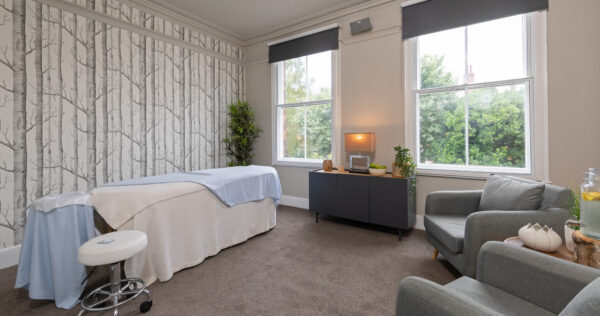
0 0 245 248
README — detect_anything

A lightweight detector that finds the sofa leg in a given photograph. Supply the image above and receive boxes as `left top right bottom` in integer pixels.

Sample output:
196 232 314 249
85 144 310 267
432 249 439 260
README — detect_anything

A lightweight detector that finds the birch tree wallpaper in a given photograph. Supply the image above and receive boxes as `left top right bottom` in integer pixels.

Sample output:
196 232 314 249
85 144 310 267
0 0 245 249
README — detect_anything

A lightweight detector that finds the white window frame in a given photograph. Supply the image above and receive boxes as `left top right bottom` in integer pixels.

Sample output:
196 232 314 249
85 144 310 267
271 50 341 168
404 12 549 181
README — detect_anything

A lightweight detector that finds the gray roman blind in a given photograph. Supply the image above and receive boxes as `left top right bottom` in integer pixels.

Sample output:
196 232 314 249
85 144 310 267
402 0 548 39
268 27 339 64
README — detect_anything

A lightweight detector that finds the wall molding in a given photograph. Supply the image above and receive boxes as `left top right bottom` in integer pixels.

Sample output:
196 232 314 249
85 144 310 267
244 0 393 46
245 57 269 67
122 0 395 48
136 0 243 45
37 0 243 65
0 245 21 269
340 25 401 46
279 195 310 210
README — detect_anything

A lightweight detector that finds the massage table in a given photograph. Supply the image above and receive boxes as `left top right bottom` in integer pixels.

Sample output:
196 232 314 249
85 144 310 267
16 166 281 308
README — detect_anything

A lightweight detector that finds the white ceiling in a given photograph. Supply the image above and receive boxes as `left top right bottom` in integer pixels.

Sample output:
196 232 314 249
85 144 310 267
148 0 371 41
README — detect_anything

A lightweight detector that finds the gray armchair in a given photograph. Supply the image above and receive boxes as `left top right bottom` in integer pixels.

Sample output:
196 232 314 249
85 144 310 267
425 176 571 277
396 241 600 316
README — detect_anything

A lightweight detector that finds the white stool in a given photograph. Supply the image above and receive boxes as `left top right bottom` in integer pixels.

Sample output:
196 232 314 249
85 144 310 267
77 230 152 316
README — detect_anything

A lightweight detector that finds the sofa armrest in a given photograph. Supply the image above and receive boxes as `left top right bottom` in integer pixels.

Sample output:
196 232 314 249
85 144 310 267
462 208 569 277
425 190 483 216
477 241 600 314
395 276 500 316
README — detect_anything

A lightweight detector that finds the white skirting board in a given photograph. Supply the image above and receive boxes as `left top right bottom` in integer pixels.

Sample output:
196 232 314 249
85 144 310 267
0 245 21 269
414 215 425 230
279 195 310 210
0 202 423 269
278 195 425 231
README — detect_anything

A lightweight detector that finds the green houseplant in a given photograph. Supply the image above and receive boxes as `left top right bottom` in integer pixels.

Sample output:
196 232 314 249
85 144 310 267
567 187 581 228
392 145 416 178
223 101 262 166
564 187 581 252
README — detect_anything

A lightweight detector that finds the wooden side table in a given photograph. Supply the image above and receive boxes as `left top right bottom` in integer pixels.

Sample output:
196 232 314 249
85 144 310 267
572 230 600 268
504 236 575 262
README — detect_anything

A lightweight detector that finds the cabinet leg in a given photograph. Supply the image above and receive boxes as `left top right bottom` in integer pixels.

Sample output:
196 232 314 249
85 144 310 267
398 229 402 241
315 212 319 223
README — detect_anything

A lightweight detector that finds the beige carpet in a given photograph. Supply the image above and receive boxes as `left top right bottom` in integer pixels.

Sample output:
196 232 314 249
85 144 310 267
0 206 458 315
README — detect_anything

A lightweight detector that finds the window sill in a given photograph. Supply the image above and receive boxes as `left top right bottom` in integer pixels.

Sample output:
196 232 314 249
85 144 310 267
416 169 489 180
272 160 323 168
416 167 536 181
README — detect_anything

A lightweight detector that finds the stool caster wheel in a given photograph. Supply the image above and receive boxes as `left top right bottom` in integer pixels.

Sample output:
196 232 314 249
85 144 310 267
140 299 152 313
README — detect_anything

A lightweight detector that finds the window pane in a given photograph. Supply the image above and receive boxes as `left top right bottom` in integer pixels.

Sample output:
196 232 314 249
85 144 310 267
467 15 525 83
419 91 466 165
468 84 527 167
280 106 305 158
282 57 307 104
306 103 332 159
277 51 333 162
418 27 465 89
307 51 332 101
280 51 332 104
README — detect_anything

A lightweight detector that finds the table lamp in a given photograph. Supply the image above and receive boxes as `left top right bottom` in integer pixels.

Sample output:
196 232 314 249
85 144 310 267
345 133 375 173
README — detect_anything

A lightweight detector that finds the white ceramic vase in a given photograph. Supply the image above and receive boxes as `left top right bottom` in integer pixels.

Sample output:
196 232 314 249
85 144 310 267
518 223 562 252
564 225 576 252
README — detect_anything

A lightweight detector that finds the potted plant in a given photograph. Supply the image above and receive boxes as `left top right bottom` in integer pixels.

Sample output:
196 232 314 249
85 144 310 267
223 101 262 166
392 145 415 178
564 187 581 252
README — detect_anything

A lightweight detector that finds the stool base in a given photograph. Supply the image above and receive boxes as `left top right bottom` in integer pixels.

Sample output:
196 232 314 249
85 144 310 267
78 262 152 316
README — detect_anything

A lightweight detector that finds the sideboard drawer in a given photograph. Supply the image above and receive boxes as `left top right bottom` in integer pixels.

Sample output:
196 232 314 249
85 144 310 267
336 174 369 222
369 177 408 229
309 171 337 216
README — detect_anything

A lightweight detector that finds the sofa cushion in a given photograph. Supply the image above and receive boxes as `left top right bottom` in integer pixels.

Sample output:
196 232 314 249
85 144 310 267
446 277 555 316
425 215 466 253
540 184 572 209
559 276 600 316
502 175 571 209
479 175 545 211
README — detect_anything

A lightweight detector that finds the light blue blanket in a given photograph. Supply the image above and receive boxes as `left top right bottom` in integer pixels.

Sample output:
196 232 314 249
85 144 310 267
102 165 282 206
15 204 96 309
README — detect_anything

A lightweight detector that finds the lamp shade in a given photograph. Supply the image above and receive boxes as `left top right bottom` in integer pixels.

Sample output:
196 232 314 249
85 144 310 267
345 133 375 152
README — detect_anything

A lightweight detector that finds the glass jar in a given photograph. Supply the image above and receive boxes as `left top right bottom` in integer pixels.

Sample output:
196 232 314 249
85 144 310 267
580 168 600 239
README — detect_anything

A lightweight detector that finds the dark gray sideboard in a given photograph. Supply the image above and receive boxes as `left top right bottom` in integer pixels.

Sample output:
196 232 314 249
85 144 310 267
309 170 416 240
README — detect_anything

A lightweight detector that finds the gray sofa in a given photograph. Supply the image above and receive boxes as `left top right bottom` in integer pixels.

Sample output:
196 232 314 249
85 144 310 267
396 241 600 316
426 175 571 277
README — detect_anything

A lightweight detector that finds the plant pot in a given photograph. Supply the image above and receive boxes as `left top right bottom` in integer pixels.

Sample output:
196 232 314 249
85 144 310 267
565 225 576 252
392 162 410 178
392 163 402 178
369 168 386 176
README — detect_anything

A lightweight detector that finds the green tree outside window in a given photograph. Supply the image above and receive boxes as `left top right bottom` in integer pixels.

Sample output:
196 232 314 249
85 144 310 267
419 55 526 168
280 55 332 160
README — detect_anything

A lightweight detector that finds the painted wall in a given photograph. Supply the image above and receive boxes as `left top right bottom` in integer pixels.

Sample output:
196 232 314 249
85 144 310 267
246 0 600 219
0 0 244 249
546 0 600 189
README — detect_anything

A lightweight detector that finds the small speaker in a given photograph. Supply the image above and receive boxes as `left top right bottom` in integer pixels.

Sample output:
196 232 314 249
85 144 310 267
350 17 372 35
